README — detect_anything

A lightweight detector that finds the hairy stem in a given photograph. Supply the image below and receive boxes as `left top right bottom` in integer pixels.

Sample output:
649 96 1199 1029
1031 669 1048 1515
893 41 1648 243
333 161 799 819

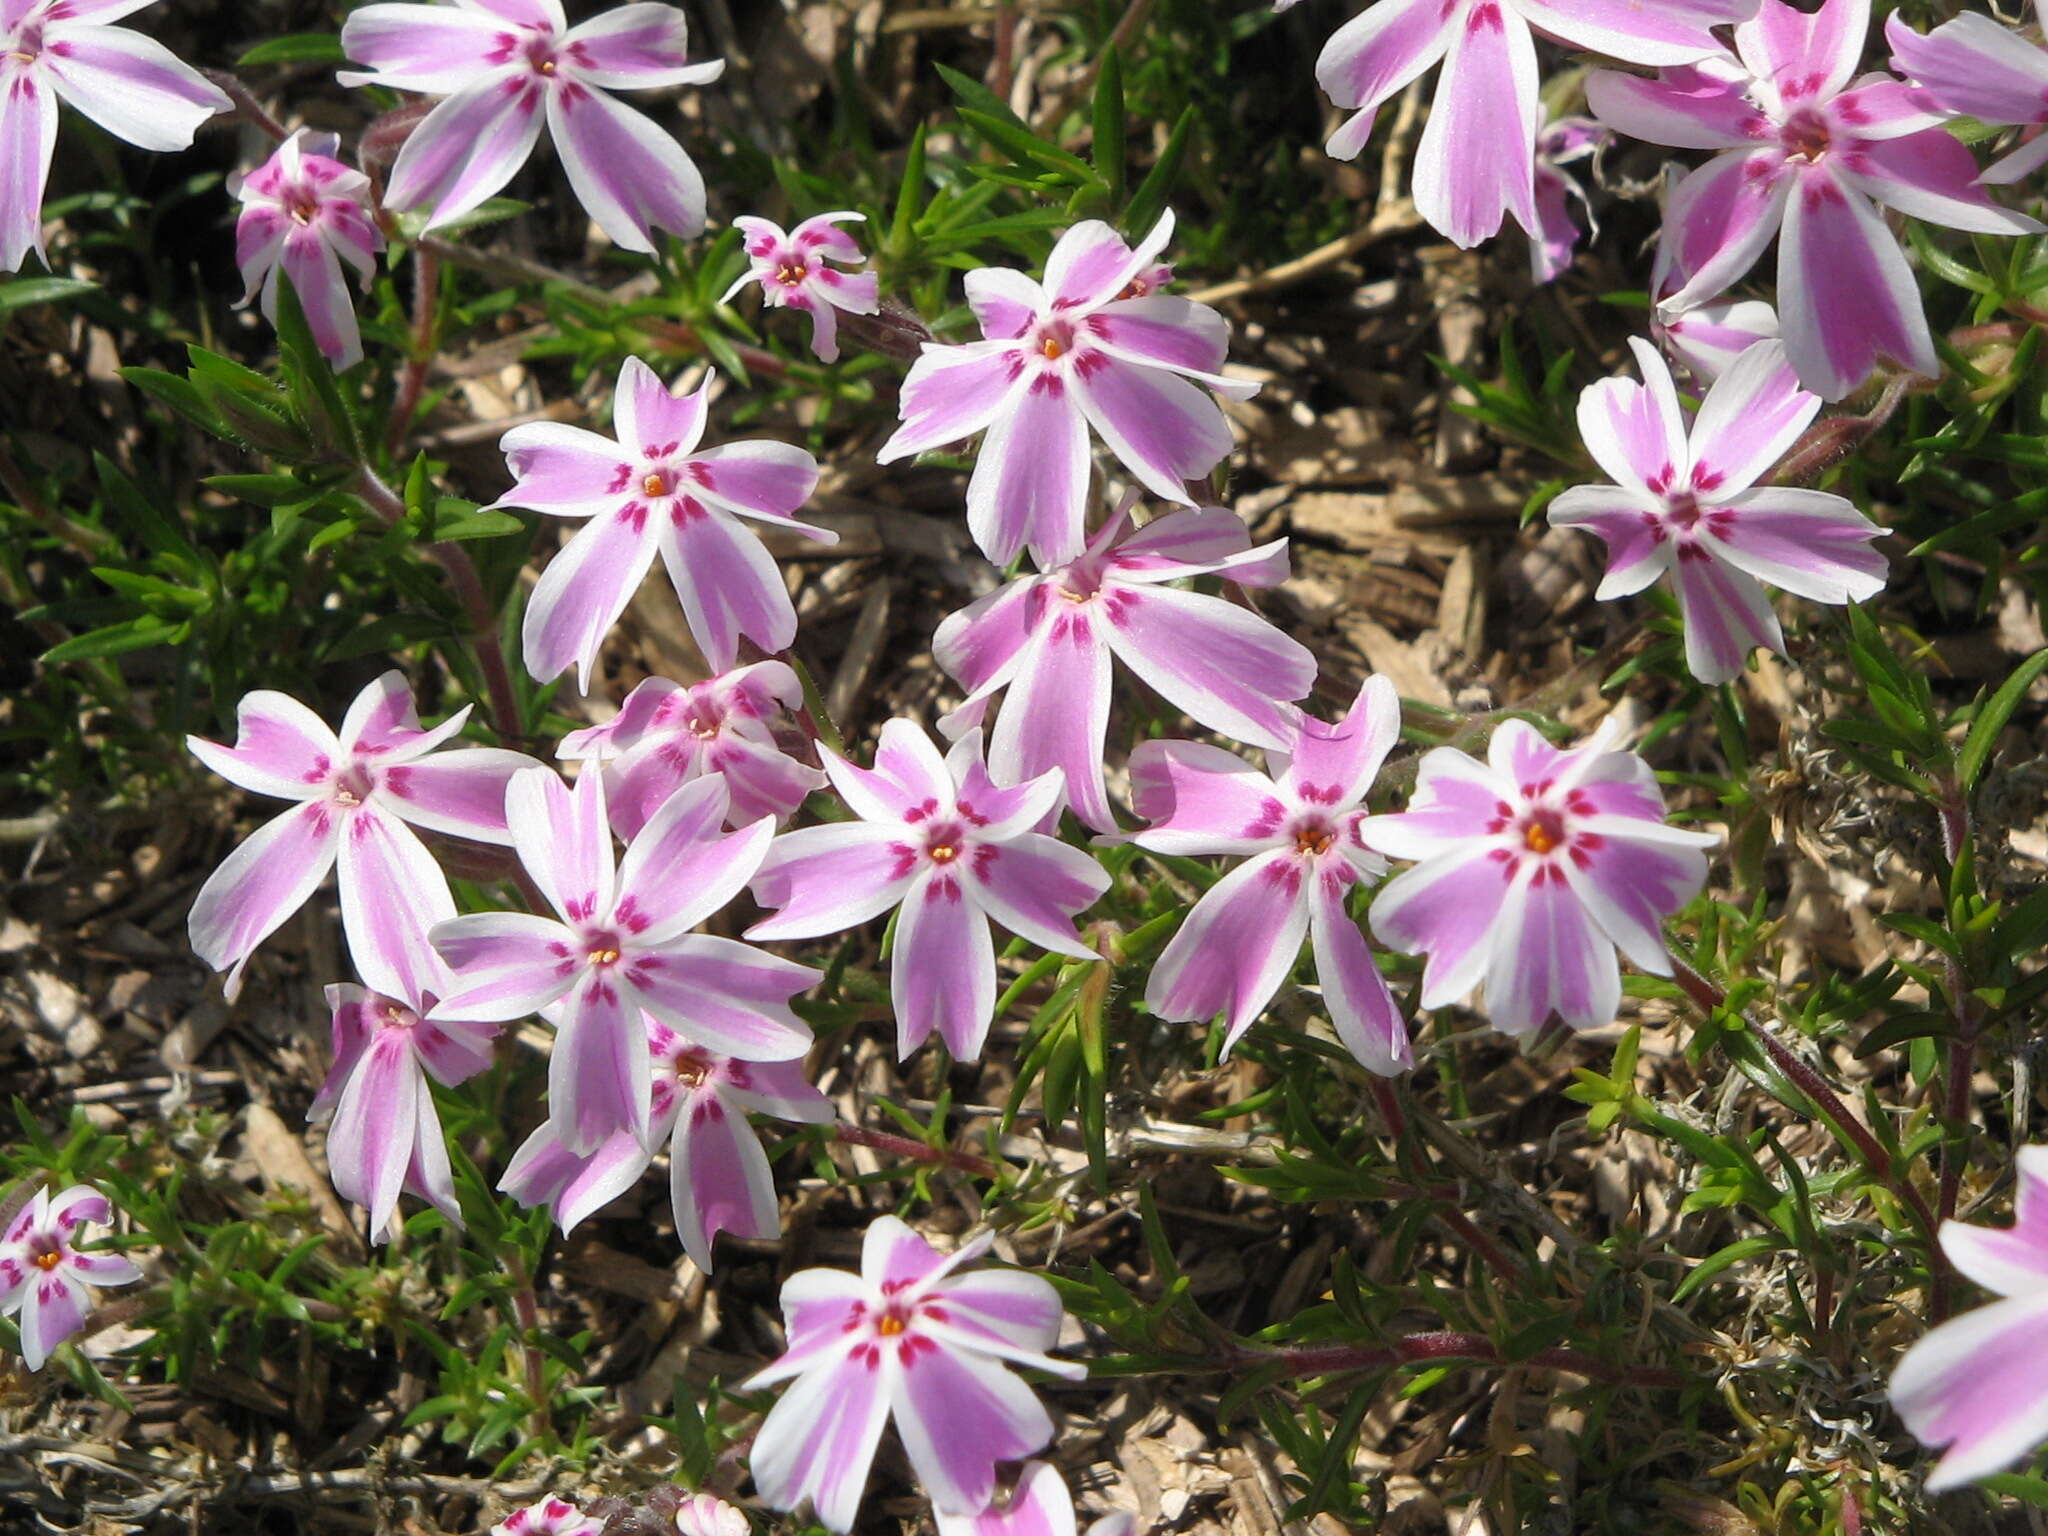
1933 773 1981 1322
831 1124 1001 1179
202 70 290 144
385 240 441 459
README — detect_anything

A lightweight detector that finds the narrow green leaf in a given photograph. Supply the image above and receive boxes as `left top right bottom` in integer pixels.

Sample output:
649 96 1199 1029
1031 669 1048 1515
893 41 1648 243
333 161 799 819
238 33 346 65
1958 646 2048 793
0 276 97 312
1124 106 1195 239
1092 47 1126 212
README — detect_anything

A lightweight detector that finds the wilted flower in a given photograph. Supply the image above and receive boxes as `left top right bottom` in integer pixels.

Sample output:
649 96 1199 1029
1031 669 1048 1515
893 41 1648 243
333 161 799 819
501 1015 830 1272
233 129 383 369
187 671 536 1002
0 1185 141 1370
876 211 1257 568
430 768 813 1152
338 0 722 249
937 1462 1136 1536
490 1497 602 1536
312 980 498 1242
1530 115 1602 284
1888 3 2048 185
1310 0 1749 248
1362 719 1718 1036
0 0 229 272
721 211 880 363
1548 337 1886 682
1588 0 2042 399
747 722 1109 1061
935 504 1313 833
491 357 832 690
1121 675 1411 1075
556 662 825 839
1892 1145 2048 1491
746 1215 1084 1529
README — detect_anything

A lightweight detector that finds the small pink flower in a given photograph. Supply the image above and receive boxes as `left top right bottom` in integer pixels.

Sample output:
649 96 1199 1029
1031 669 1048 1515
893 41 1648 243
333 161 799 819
429 768 813 1152
1892 1145 2048 1491
1310 0 1749 248
746 1215 1085 1530
875 211 1258 568
0 0 230 272
556 661 825 838
1121 675 1411 1074
1548 337 1886 683
338 0 723 250
186 671 538 1002
233 129 383 370
501 1015 830 1272
935 503 1312 833
1589 0 2042 399
721 211 880 363
1649 175 1782 385
311 981 499 1242
1889 3 2048 185
672 1493 750 1536
491 357 833 690
1362 719 1718 1037
0 1185 142 1370
490 1496 602 1536
936 1460 1139 1536
746 721 1110 1061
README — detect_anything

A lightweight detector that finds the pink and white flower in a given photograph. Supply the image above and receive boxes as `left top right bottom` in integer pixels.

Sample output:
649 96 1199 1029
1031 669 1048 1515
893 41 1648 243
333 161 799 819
491 357 832 689
1310 0 1751 249
338 0 722 250
556 661 825 839
1892 1145 2048 1491
311 980 499 1242
501 1015 829 1272
935 504 1313 834
1648 173 1782 386
1888 3 2048 185
875 211 1258 568
746 722 1110 1061
1548 337 1886 683
232 129 383 370
721 211 880 364
187 671 537 1003
937 1461 1136 1536
746 1215 1085 1529
1588 0 2043 400
1121 675 1410 1074
671 1494 749 1536
1361 720 1718 1037
429 767 813 1152
0 1185 141 1370
0 0 229 272
489 1497 602 1536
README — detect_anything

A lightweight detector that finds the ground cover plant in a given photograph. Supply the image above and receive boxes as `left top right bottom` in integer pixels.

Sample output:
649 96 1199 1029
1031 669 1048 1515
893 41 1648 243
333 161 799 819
4 0 2048 1531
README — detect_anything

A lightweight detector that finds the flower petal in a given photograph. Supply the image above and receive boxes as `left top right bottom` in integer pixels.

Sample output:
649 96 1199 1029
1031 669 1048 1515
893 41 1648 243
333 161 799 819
877 341 1025 461
1673 547 1783 683
1547 486 1675 599
188 801 341 1000
1886 10 2048 128
656 500 795 672
965 266 1044 341
562 2 724 90
611 776 759 938
383 72 546 232
336 805 457 1006
279 229 363 370
1071 355 1233 508
1126 739 1288 857
0 61 58 273
523 500 659 690
1891 1293 2048 1494
551 973 650 1152
338 2 516 90
960 833 1107 958
748 1343 892 1532
1367 844 1514 1009
686 440 823 527
430 911 581 1020
40 23 228 151
509 765 616 926
19 1270 88 1370
379 747 534 846
1576 336 1689 494
1310 868 1410 1075
1558 826 1709 974
987 602 1115 832
1105 584 1313 752
1041 210 1173 313
1709 487 1887 602
1313 0 1454 148
494 422 637 516
1837 126 2046 236
1412 2 1540 248
747 823 915 940
1521 0 1757 65
892 1337 1056 1516
187 690 342 801
628 935 815 1060
1941 1146 2048 1299
1656 151 1793 316
1735 0 1868 107
669 1086 777 1272
501 1118 654 1232
326 1031 421 1241
1584 64 1769 151
1271 673 1399 811
893 873 997 1059
547 80 707 250
965 373 1091 568
1686 338 1819 498
1145 849 1309 1052
1482 866 1620 1036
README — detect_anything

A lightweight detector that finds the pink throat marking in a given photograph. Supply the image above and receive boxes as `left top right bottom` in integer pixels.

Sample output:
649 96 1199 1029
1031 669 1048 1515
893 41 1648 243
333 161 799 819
1780 108 1831 163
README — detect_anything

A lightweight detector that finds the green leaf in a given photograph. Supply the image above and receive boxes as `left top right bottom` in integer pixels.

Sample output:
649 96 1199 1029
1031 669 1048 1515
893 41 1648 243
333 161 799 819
42 614 185 663
430 501 525 541
273 273 360 457
238 33 347 65
1852 1010 1954 1060
933 60 1031 131
393 197 530 241
1958 646 2048 794
890 123 929 255
119 366 221 436
956 108 1095 182
1672 1235 1783 1302
1091 47 1126 212
0 276 97 312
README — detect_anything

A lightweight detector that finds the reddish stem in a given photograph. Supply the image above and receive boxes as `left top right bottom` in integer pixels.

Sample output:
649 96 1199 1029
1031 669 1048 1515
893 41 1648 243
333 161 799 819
1225 1330 1684 1391
1932 775 1981 1322
385 240 440 459
202 70 290 144
831 1125 1001 1179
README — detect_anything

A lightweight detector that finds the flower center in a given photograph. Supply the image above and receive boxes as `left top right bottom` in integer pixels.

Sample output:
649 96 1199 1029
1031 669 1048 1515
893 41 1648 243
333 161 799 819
1030 318 1076 362
674 1056 709 1088
7 23 43 62
286 190 319 226
1114 276 1150 300
773 260 808 287
1293 818 1338 858
877 1314 906 1335
928 842 958 863
1521 809 1565 855
379 1002 417 1031
587 944 621 967
330 766 375 809
685 708 721 740
643 471 669 497
1780 108 1831 163
32 1249 62 1271
1666 493 1704 533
